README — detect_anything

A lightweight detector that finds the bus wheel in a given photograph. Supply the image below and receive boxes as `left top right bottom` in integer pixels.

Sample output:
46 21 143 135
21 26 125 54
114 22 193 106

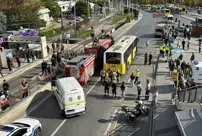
126 62 130 70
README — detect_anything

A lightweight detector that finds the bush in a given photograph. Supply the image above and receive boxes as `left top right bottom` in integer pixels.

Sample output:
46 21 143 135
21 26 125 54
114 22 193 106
71 30 93 38
112 14 128 25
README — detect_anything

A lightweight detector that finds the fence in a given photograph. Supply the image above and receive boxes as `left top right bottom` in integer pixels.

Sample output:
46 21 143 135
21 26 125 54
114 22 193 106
179 86 202 103
0 72 55 113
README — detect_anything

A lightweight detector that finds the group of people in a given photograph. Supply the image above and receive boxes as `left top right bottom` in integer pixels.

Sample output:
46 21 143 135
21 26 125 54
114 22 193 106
100 67 152 101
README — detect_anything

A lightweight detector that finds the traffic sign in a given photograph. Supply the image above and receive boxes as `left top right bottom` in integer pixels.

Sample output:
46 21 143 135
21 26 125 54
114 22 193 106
170 72 179 81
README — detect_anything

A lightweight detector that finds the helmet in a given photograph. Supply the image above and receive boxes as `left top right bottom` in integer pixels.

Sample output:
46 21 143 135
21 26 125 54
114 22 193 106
137 69 139 71
137 100 143 105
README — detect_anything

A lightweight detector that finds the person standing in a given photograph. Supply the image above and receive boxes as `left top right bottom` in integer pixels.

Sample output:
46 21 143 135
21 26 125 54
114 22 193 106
165 45 169 57
112 82 117 98
21 79 28 99
199 42 201 53
134 69 140 84
100 69 106 83
149 52 152 65
108 68 113 83
120 82 126 99
144 52 148 65
6 57 11 72
182 39 185 50
41 60 47 75
104 80 110 96
130 71 135 87
0 65 3 77
137 81 142 100
190 53 195 62
30 50 35 62
116 69 120 83
15 54 21 68
177 39 180 48
146 39 149 47
3 80 9 93
145 79 151 100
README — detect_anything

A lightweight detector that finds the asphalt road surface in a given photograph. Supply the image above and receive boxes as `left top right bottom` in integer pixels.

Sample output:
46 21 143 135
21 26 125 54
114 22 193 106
21 11 192 136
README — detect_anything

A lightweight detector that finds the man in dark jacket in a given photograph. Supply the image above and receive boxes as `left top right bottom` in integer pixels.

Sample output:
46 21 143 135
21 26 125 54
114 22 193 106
41 60 47 75
3 80 9 92
104 81 110 96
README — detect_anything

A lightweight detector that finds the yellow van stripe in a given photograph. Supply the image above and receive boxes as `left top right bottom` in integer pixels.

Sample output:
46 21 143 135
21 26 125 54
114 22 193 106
65 100 86 106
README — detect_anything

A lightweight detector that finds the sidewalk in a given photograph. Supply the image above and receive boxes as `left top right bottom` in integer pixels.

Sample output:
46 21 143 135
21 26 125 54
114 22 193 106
0 15 118 83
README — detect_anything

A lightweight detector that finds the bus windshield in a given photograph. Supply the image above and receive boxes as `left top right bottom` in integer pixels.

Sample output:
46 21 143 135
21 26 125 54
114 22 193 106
105 53 121 64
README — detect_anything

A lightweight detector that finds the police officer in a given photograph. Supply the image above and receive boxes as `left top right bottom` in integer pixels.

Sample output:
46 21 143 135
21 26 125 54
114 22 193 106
159 44 163 57
105 72 109 82
100 68 106 83
116 69 120 82
144 52 148 65
107 67 113 83
112 72 117 84
165 45 170 58
134 69 140 84
112 82 117 98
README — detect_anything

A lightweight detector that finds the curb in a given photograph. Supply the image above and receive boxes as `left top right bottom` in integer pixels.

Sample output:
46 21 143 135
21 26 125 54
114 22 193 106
181 15 195 21
0 57 49 84
0 82 52 124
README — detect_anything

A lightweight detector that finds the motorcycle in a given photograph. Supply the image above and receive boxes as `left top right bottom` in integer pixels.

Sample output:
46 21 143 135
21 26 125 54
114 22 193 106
121 101 149 123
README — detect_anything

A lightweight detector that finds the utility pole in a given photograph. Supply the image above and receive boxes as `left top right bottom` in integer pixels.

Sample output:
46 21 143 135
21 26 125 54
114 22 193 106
74 1 77 36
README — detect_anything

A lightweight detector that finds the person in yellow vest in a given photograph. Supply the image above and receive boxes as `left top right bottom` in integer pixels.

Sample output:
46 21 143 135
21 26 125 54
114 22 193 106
162 45 166 58
159 45 163 57
112 72 117 83
108 67 113 83
100 69 106 83
116 69 120 82
134 69 140 84
105 72 109 82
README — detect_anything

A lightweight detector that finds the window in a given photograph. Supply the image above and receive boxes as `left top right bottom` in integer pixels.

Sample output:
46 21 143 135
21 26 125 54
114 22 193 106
106 53 121 64
12 128 27 136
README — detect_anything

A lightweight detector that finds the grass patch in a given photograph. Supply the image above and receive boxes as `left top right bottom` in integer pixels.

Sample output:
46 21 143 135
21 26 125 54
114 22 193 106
112 14 128 25
42 22 57 32
71 30 93 38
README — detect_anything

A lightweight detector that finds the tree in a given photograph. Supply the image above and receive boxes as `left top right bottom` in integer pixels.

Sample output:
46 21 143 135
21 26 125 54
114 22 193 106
73 1 91 16
4 2 41 30
43 1 60 18
0 12 7 34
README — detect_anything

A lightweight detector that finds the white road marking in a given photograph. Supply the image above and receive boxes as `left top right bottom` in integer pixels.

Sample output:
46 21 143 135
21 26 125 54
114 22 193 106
162 108 167 113
153 114 160 119
85 77 101 96
128 128 140 136
51 119 67 136
24 92 53 117
104 109 118 136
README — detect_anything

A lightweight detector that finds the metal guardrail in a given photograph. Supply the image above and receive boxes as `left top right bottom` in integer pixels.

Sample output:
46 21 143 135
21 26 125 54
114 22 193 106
0 72 55 113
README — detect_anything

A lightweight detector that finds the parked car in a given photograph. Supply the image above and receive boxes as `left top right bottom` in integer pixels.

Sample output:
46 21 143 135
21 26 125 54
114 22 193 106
57 18 61 23
0 117 42 136
76 17 84 22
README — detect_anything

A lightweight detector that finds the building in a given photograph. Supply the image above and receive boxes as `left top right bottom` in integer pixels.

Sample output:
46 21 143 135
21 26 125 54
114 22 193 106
57 1 75 12
38 8 51 26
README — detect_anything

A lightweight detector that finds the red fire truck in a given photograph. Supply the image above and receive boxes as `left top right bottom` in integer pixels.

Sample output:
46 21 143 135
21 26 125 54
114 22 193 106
84 38 113 69
65 55 95 85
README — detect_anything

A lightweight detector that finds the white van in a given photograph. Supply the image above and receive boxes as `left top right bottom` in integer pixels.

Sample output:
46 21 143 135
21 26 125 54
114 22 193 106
191 60 202 84
53 77 86 117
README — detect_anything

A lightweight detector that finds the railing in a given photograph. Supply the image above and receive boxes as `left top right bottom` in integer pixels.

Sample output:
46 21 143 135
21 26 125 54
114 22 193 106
0 72 55 113
179 85 202 103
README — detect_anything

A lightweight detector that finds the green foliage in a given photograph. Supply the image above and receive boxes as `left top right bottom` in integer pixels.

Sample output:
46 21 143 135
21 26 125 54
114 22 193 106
5 3 41 30
43 0 60 18
39 19 47 27
40 25 71 38
71 30 93 38
74 1 89 16
112 14 128 25
0 12 7 34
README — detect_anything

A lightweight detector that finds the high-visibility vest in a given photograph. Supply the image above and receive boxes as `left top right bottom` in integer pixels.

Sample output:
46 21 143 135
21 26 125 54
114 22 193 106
136 71 140 77
163 47 166 52
159 45 163 51
166 46 170 51
105 72 109 81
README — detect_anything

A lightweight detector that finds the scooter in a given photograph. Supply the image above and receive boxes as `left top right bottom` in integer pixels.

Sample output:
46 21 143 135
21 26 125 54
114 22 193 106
121 101 149 123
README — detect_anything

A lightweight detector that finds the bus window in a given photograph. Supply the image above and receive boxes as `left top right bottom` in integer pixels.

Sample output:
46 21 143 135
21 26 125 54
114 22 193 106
106 53 121 64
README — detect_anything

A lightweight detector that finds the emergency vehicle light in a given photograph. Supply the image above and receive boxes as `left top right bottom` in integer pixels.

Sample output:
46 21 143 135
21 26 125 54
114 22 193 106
196 67 199 70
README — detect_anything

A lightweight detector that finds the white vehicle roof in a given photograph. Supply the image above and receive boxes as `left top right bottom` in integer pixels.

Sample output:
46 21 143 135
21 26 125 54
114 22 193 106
56 77 83 92
105 35 137 54
0 125 18 136
192 60 202 68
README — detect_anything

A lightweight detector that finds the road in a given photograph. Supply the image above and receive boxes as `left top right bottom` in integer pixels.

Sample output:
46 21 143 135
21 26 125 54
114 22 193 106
8 11 193 136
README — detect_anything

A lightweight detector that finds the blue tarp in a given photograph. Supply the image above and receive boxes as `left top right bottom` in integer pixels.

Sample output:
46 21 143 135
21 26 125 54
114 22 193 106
171 48 184 53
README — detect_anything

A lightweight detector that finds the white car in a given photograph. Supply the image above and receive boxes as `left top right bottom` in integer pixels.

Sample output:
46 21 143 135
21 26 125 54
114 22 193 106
0 118 42 136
